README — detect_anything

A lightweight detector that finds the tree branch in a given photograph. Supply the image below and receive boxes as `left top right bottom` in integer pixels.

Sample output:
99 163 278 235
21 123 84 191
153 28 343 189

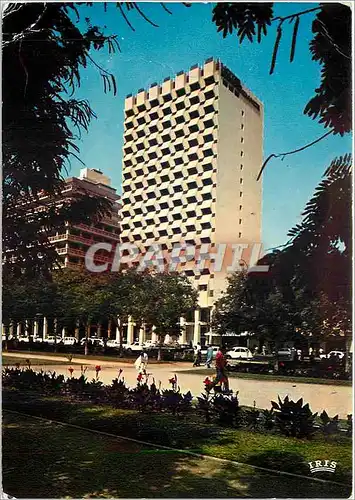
257 129 334 181
272 6 321 24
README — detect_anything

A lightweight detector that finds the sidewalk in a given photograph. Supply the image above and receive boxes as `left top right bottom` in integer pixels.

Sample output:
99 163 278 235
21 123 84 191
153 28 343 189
2 351 190 368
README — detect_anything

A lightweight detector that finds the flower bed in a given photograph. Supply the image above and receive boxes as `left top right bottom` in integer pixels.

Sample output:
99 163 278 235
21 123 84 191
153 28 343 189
2 366 352 440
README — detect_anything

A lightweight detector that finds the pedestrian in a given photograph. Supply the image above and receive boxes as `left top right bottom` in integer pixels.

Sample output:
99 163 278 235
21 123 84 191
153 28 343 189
134 349 148 375
253 346 259 356
205 344 214 368
196 342 202 366
214 345 230 393
192 346 199 367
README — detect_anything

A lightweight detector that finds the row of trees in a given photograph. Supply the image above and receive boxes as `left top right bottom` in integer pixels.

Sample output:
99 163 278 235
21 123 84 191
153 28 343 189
213 155 352 359
3 268 198 357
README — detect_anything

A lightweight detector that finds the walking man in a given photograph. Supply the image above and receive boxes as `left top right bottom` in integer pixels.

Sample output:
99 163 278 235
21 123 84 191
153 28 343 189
135 349 148 375
214 345 230 393
205 344 214 368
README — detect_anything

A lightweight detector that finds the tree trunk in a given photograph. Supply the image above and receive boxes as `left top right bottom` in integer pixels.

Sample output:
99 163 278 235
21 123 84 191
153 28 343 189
53 318 58 353
345 334 350 374
3 324 9 352
84 322 89 356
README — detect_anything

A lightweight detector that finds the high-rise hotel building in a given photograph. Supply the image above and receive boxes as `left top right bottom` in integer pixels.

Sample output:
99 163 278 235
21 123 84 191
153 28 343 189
120 58 263 345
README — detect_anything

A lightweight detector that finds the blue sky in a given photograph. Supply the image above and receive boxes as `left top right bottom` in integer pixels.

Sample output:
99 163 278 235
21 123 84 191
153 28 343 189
70 2 351 251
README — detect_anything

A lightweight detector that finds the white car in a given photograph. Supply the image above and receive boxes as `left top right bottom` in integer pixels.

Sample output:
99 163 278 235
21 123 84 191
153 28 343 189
80 337 105 347
18 336 30 343
326 351 345 359
106 339 122 349
143 340 158 348
44 336 57 344
63 337 77 346
123 342 144 352
226 347 253 360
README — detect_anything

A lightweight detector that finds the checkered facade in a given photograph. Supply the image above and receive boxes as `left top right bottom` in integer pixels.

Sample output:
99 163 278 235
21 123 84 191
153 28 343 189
121 59 263 305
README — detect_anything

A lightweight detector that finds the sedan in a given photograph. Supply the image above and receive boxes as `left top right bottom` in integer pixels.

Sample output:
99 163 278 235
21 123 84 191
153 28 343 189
327 351 345 359
106 339 122 349
123 342 144 352
63 337 77 346
226 347 253 360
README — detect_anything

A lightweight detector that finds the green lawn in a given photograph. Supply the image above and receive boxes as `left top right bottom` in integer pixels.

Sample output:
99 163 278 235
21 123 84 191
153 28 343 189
3 389 352 497
184 368 352 386
2 411 351 499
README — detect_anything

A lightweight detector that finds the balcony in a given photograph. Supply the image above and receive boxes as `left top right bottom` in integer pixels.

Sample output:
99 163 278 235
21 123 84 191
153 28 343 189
73 223 120 240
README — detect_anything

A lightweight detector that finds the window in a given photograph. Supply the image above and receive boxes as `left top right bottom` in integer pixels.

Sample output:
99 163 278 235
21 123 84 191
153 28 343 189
241 151 244 157
241 123 244 130
209 290 214 297
239 232 242 238
240 192 243 197
239 219 242 224
239 205 242 210
241 137 244 143
240 178 243 184
240 164 243 171
198 285 208 291
241 110 245 116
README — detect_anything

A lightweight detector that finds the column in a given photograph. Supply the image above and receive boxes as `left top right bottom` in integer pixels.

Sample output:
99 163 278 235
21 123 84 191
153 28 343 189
74 320 80 341
139 324 145 345
62 327 66 339
17 322 21 337
43 317 48 339
115 318 121 342
180 317 187 345
151 325 159 344
10 322 15 338
107 319 112 339
97 322 102 338
25 319 30 339
127 316 134 345
193 308 201 345
33 321 39 340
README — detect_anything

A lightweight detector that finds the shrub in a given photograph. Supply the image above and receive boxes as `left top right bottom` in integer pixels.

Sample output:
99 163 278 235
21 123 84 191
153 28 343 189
319 410 339 435
212 392 242 427
244 401 260 431
346 414 352 437
196 392 213 423
261 408 275 431
271 396 317 438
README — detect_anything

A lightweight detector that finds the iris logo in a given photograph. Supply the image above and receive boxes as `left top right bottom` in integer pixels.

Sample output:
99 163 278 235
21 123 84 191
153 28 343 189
308 460 337 474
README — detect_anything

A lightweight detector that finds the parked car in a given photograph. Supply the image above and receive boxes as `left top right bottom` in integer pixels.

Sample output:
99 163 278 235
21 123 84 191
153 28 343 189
18 336 30 343
106 339 122 349
277 347 296 359
226 346 253 360
44 336 57 344
327 351 345 360
33 337 44 343
63 337 77 346
143 340 158 349
79 337 105 347
123 342 144 353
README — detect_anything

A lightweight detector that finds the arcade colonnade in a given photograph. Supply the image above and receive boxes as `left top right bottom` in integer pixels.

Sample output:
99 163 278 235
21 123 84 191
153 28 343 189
2 308 215 346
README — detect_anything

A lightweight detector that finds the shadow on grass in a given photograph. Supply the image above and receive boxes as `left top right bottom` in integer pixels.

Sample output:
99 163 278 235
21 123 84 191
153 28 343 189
3 412 351 499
